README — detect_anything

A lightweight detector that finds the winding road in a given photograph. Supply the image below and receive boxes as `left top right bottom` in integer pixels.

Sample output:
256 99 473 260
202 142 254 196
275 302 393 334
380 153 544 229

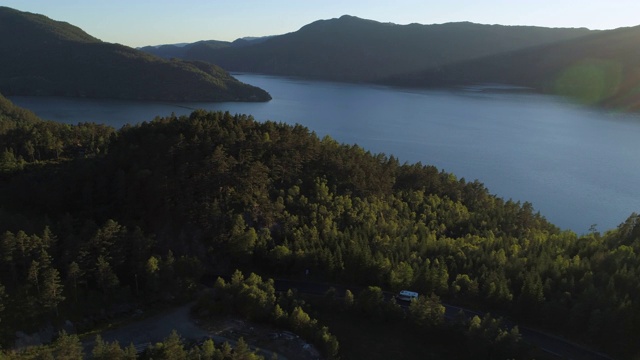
82 304 208 353
274 278 615 360
80 279 616 359
82 304 285 359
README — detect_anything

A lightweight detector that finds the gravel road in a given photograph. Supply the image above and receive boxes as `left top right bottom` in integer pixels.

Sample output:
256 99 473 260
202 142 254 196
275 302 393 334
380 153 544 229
84 303 207 350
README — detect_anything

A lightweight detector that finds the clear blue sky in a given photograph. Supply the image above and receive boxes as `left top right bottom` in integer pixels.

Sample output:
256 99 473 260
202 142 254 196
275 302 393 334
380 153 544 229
4 0 639 47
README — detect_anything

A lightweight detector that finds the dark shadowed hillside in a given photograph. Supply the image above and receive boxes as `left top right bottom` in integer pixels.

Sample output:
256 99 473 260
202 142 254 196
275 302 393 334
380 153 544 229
0 7 271 102
154 15 593 82
387 24 640 110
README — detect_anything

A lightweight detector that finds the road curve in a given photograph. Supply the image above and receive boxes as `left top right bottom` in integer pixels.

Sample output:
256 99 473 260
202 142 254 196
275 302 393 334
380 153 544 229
274 278 615 360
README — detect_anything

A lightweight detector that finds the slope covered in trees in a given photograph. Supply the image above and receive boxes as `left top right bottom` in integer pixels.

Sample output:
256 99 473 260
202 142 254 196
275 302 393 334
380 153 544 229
0 93 114 173
141 15 640 110
141 15 593 83
0 96 638 358
0 7 271 102
387 24 640 110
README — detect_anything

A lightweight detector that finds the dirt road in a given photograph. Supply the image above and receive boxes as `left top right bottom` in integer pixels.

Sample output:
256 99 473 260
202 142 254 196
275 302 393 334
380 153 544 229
83 303 207 350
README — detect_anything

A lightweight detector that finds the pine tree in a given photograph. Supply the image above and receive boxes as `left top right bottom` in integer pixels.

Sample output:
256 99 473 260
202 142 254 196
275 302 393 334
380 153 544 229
162 330 186 360
67 261 83 303
123 343 138 360
40 267 65 316
91 335 107 359
0 231 16 282
232 337 254 360
27 260 40 296
96 255 119 294
220 342 233 359
343 289 355 310
53 331 84 360
201 338 216 360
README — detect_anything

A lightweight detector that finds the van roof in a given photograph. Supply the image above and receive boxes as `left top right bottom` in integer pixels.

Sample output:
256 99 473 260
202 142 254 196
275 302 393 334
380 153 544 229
399 290 418 296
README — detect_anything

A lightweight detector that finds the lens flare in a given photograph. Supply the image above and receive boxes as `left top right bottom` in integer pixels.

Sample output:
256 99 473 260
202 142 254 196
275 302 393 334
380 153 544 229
553 59 622 105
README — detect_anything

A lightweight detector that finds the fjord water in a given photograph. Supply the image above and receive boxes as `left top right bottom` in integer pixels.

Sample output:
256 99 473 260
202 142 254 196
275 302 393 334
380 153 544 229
9 74 640 232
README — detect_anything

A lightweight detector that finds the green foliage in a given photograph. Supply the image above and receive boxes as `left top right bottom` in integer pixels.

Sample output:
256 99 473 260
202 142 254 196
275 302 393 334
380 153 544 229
356 286 385 316
52 331 83 360
92 335 127 360
197 271 338 358
343 289 354 310
407 294 445 327
389 261 414 291
0 93 115 166
140 330 265 360
0 108 638 358
3 345 55 359
200 338 216 360
466 314 526 358
233 337 262 360
40 267 64 314
161 330 187 360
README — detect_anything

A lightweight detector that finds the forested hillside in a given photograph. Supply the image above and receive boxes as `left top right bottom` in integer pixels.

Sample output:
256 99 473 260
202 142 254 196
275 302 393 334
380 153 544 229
141 15 640 110
142 15 592 82
0 94 114 173
0 7 271 102
388 24 640 110
0 96 638 358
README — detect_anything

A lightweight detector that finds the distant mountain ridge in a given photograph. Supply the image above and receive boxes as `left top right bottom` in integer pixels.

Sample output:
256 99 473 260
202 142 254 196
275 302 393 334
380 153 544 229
387 24 640 110
139 36 274 60
142 15 640 109
142 15 594 83
0 7 271 102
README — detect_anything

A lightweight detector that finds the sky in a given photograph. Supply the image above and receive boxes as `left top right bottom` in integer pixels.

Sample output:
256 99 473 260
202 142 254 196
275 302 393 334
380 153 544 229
3 0 639 47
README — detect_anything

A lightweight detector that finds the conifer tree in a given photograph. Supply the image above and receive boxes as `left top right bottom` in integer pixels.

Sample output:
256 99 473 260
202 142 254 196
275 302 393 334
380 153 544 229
40 267 64 316
53 331 84 360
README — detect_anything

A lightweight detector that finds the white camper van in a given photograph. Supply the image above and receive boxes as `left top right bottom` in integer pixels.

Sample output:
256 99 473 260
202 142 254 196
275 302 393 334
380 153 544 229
397 290 419 302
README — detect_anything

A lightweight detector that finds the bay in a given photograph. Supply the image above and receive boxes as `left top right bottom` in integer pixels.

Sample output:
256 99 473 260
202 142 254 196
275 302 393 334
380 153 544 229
9 74 640 232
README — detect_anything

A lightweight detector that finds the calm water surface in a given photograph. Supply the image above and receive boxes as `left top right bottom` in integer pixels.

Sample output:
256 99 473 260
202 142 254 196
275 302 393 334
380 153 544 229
9 74 640 232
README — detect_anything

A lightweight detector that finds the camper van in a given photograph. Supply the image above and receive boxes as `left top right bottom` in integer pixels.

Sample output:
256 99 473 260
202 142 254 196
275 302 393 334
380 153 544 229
396 290 419 302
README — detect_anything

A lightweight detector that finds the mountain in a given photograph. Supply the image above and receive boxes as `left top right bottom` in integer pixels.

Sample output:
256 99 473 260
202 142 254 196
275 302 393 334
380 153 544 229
139 40 233 59
147 15 593 82
139 36 275 60
387 24 640 110
0 7 271 102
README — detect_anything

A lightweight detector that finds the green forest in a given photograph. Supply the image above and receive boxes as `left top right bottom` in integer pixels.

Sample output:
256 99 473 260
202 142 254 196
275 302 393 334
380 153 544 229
0 93 639 359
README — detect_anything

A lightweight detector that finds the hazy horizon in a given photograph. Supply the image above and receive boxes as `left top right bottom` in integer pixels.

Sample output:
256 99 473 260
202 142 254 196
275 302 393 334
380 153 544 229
3 0 639 47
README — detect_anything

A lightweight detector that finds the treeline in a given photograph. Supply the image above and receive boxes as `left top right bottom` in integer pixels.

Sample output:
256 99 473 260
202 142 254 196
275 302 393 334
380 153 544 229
316 285 527 359
2 329 268 360
0 105 638 358
195 270 339 358
0 93 114 172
